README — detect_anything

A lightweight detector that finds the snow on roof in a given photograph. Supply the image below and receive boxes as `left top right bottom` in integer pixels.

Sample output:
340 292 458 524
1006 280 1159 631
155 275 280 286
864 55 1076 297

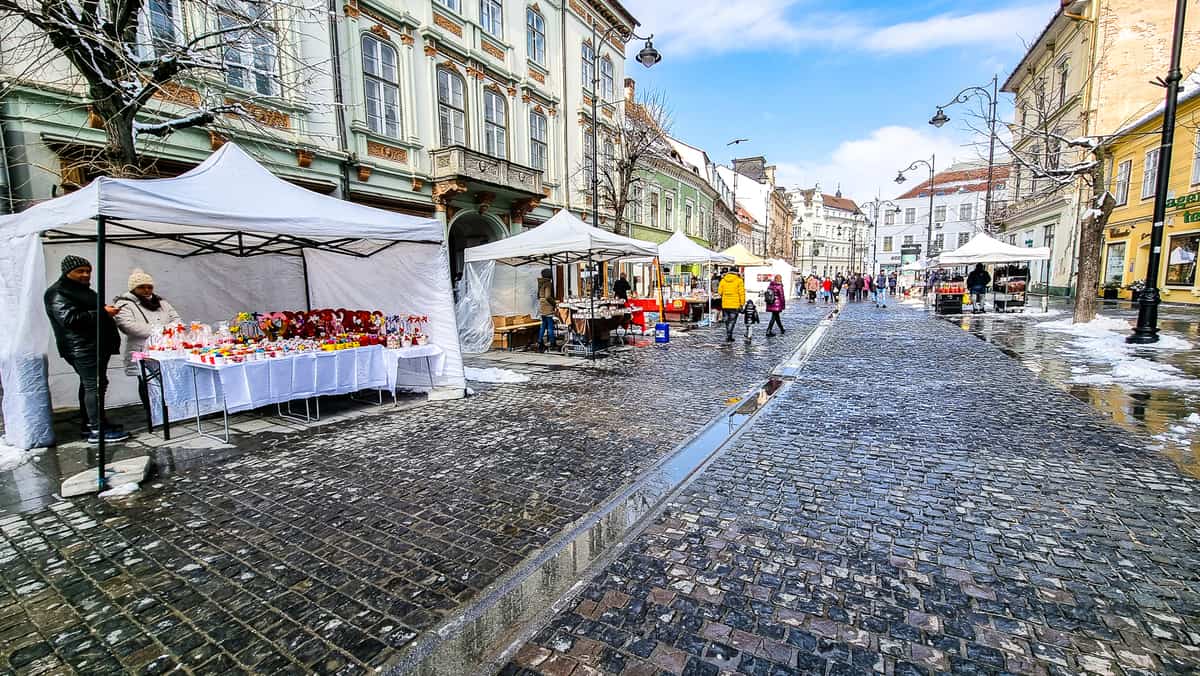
666 137 707 176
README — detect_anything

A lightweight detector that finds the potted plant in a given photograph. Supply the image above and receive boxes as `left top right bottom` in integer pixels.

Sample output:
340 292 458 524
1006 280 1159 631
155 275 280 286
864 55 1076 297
1101 281 1120 300
1126 279 1146 303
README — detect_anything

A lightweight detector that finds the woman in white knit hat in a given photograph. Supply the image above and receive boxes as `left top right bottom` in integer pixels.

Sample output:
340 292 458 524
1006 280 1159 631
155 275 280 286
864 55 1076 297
114 269 181 412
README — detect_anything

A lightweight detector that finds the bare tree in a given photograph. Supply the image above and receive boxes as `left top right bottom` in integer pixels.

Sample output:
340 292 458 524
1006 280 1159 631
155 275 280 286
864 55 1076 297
578 88 673 236
0 0 326 177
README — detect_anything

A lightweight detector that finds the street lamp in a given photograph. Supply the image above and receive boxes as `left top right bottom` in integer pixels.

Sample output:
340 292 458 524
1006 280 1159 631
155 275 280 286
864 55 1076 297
1129 0 1187 344
896 155 937 262
726 138 749 252
860 197 902 274
928 75 999 232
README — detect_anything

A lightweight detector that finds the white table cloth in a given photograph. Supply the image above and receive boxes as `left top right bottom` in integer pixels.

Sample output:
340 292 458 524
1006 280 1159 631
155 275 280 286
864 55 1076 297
383 344 446 390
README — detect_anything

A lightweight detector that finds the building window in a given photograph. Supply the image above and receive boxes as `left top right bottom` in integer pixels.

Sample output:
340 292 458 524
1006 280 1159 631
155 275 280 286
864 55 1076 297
220 2 278 96
934 233 944 252
1114 159 1131 206
581 42 594 92
1013 164 1022 200
665 194 674 230
1104 242 1126 286
684 202 693 235
934 205 947 223
649 191 660 228
904 208 916 225
480 0 503 37
437 68 466 146
1166 233 1200 286
529 110 548 171
138 0 179 58
958 232 970 248
882 236 893 252
1142 148 1160 199
603 139 615 174
483 90 507 158
435 0 461 11
600 57 614 101
362 34 400 138
1056 57 1069 108
627 185 642 223
884 210 895 226
526 8 545 65
1029 146 1041 194
959 203 972 222
1192 131 1200 186
903 235 913 245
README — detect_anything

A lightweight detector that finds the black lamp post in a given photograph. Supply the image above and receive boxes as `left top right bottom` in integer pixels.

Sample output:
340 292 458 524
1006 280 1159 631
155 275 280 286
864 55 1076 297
930 76 999 232
861 198 902 274
1129 0 1187 344
896 155 937 261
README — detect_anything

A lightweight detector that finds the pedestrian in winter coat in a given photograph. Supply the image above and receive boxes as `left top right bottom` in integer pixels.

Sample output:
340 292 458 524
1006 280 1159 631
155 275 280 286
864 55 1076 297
766 275 786 336
537 269 558 350
43 255 128 444
821 277 833 303
805 275 820 303
967 263 991 314
114 269 182 414
874 272 888 307
717 269 746 342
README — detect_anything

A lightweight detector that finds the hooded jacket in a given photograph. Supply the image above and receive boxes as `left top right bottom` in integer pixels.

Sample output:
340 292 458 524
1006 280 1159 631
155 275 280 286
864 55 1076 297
43 276 122 362
537 277 557 316
113 292 182 375
766 281 786 312
717 273 746 310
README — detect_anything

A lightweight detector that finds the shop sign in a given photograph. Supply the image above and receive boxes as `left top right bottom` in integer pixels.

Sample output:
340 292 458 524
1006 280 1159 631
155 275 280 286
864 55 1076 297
1186 211 1200 224
1167 191 1200 211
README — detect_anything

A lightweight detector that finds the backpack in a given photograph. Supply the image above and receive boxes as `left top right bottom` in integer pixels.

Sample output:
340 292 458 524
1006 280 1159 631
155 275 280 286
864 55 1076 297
763 288 776 306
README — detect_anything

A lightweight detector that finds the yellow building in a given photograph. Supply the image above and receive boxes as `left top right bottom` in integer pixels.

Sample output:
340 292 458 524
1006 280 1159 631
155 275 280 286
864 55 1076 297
1101 84 1200 304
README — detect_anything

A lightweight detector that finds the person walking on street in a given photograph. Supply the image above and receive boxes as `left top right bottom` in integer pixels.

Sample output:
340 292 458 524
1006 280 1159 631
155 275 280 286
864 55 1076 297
537 268 558 352
967 263 991 314
805 274 819 303
718 268 746 342
113 269 182 416
44 255 129 444
888 272 898 299
874 271 888 307
832 274 843 303
765 274 786 336
821 276 833 303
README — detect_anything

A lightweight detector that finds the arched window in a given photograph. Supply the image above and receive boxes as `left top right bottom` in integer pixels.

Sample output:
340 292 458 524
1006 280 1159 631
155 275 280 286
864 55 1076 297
581 42 594 92
600 57 614 101
437 68 466 146
526 8 545 65
484 89 507 159
529 110 548 171
362 34 400 138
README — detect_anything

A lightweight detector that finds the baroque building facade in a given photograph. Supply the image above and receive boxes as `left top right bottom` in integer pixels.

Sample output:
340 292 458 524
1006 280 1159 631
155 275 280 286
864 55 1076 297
790 187 866 277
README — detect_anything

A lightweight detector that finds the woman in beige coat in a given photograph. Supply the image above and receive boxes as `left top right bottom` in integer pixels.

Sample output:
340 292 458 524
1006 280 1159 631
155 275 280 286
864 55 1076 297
114 269 181 410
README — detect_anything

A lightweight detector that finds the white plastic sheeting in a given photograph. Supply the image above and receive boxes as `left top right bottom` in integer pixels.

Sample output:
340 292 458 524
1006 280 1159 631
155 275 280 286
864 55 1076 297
455 261 538 355
0 143 462 448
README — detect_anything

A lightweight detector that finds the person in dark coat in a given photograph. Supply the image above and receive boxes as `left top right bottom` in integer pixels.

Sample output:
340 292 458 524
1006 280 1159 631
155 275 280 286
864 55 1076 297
967 263 992 314
613 272 631 301
765 274 786 336
44 255 129 444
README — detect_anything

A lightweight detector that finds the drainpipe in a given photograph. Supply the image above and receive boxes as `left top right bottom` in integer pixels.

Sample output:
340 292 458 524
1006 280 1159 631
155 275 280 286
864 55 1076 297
0 98 15 214
327 0 352 200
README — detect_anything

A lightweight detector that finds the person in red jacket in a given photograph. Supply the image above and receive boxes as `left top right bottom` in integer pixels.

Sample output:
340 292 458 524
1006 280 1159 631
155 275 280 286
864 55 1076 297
821 276 833 303
765 275 786 336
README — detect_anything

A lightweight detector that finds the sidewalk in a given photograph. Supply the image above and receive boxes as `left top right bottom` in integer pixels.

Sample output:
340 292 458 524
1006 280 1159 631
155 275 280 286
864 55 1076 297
0 302 827 675
507 302 1200 676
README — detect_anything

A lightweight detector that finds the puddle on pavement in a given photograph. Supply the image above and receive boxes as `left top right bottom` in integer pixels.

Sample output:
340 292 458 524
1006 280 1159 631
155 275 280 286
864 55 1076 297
950 302 1200 478
395 377 788 676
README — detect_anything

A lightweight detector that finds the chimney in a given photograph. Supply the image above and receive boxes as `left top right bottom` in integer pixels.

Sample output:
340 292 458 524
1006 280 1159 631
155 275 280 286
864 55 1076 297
764 164 777 188
624 78 636 102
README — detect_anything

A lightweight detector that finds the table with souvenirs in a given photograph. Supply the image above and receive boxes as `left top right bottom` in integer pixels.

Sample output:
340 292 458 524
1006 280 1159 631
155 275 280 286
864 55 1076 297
135 309 444 441
556 297 631 356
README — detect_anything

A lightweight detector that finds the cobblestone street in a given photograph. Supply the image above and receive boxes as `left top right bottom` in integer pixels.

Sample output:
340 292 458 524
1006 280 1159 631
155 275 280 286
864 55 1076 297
0 302 827 675
508 302 1200 676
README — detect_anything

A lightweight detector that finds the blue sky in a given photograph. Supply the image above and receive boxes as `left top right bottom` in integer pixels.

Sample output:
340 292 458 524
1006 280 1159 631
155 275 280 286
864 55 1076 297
620 0 1052 201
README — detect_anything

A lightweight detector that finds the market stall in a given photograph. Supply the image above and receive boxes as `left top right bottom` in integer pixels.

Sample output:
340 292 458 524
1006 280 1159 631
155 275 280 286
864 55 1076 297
720 244 766 268
459 210 658 358
627 232 733 327
745 258 797 298
935 233 1050 313
0 143 466 452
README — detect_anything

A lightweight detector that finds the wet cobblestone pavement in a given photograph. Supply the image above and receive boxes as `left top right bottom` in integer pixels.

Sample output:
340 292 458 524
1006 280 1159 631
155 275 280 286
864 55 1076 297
0 302 825 675
508 302 1200 676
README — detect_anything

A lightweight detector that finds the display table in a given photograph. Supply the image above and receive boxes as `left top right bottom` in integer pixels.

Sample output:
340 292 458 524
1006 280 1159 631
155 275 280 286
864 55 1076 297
148 344 445 439
662 296 708 324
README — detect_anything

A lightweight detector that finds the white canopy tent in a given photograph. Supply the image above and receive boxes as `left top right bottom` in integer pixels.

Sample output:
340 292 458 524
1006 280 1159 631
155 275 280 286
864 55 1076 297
0 143 466 449
936 232 1051 265
745 258 798 297
627 231 733 265
456 210 659 353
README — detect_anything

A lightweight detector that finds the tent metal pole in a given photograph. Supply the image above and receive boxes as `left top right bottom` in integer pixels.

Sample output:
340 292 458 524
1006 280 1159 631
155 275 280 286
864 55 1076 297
301 251 312 311
95 215 107 491
588 252 595 362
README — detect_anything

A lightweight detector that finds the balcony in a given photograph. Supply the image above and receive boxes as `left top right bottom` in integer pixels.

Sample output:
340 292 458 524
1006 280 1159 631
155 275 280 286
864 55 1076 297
429 145 544 198
992 190 1068 227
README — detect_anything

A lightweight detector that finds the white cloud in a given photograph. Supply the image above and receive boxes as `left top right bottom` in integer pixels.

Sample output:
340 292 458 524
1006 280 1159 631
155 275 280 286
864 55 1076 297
776 126 966 202
622 0 1045 57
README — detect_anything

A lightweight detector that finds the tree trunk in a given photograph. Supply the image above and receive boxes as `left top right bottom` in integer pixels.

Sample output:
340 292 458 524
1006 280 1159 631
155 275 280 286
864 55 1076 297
1073 158 1116 323
96 100 139 177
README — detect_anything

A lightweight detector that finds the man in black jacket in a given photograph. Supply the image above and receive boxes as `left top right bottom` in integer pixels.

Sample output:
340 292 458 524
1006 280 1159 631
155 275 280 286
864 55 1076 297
967 263 992 314
44 255 129 444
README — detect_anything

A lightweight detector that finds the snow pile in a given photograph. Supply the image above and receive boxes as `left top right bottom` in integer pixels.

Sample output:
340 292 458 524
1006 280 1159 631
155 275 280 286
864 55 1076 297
0 438 38 472
98 482 140 498
1036 314 1197 390
464 367 531 384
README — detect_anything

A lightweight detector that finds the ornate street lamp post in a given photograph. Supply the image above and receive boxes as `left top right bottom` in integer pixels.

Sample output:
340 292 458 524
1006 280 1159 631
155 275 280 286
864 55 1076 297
860 198 902 274
929 76 999 231
896 155 937 262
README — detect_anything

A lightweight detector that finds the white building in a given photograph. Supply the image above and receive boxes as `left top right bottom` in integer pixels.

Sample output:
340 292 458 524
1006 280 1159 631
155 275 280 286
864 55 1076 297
875 162 1011 272
717 165 770 256
790 187 867 276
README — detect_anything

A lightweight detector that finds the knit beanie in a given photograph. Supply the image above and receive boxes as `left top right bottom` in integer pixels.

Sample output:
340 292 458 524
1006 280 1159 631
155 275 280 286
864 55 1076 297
128 269 154 291
60 255 90 275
